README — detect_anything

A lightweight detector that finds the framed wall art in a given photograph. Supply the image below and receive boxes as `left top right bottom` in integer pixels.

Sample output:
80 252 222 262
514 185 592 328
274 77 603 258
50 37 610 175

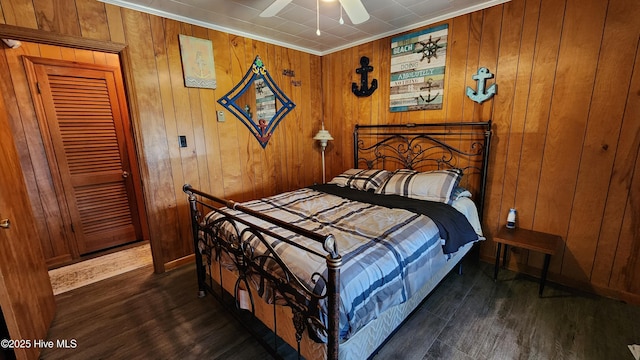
390 24 448 112
217 56 296 148
178 34 217 89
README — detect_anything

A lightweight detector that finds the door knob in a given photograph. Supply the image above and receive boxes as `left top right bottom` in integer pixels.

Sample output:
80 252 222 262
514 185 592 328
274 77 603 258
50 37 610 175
0 219 9 229
122 171 129 178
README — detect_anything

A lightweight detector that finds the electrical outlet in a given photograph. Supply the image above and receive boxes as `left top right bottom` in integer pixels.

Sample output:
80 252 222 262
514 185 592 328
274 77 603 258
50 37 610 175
217 111 225 122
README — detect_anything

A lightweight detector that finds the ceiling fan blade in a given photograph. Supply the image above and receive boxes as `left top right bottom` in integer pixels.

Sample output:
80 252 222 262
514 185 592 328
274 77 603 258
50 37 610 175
339 0 370 24
259 0 292 17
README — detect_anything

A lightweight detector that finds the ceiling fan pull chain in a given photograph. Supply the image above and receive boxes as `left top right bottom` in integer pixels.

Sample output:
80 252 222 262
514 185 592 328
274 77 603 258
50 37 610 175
316 0 321 36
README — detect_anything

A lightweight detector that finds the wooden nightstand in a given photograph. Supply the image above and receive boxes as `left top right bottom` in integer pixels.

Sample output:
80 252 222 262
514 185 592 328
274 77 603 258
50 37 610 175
493 227 561 296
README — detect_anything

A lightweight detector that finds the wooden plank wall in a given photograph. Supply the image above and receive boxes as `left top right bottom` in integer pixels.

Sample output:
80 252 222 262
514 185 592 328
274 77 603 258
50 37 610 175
322 0 640 303
0 0 323 271
0 0 638 304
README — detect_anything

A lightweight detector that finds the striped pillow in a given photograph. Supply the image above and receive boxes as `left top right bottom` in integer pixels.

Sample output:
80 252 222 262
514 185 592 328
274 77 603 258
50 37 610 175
375 168 463 204
328 169 391 192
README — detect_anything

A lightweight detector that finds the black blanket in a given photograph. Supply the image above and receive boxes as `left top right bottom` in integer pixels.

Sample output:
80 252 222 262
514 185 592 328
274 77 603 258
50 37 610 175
308 184 480 254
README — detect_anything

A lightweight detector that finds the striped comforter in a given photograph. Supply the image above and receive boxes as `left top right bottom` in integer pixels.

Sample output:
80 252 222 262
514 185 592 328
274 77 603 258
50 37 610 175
203 185 482 341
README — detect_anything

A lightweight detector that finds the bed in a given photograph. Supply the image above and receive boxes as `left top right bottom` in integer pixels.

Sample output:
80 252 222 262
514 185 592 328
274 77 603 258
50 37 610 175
183 121 492 360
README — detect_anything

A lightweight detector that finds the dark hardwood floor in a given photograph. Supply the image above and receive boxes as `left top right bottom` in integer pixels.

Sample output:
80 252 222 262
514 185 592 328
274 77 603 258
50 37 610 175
40 257 640 360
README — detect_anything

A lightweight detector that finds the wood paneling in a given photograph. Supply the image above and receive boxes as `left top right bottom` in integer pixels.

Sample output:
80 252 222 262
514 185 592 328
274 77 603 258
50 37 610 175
0 1 323 271
321 0 640 302
563 0 640 282
592 37 640 289
535 0 608 278
75 0 109 41
0 0 638 302
32 0 80 36
0 0 37 28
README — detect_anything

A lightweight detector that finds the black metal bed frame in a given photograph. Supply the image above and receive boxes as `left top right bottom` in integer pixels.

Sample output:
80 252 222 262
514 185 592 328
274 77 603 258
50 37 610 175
354 121 492 219
183 121 492 360
183 185 341 359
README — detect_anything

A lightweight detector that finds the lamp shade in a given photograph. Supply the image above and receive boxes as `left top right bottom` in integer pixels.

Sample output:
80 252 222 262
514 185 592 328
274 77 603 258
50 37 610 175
313 129 334 142
313 125 333 183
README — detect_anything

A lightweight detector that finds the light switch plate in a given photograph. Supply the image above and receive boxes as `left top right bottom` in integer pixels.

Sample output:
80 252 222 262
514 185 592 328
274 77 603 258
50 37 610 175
217 111 225 122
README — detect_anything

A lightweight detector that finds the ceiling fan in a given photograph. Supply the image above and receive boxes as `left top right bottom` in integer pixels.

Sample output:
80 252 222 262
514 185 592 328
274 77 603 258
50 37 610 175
259 0 370 24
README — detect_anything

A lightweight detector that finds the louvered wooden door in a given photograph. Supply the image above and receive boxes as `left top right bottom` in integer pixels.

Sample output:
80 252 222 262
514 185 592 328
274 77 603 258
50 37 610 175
24 57 144 255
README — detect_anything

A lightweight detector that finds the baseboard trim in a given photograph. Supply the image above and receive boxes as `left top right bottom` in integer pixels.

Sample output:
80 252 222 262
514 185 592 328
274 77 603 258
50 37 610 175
480 255 640 306
46 254 73 269
164 254 195 271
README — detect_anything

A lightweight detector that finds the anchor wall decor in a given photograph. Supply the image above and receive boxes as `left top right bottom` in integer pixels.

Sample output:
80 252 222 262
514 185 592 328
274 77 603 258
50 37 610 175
352 56 378 97
466 67 497 104
419 79 438 104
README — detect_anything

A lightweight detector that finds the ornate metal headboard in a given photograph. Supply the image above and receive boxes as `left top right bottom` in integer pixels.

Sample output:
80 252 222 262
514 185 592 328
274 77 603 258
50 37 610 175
353 121 492 219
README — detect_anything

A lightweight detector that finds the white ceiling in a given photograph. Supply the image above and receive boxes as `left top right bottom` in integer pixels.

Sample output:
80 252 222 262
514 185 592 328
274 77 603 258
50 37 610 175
99 0 509 56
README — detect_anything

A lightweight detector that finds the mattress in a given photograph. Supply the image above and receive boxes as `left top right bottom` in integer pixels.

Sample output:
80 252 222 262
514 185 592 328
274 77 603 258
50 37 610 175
338 242 473 360
201 185 484 344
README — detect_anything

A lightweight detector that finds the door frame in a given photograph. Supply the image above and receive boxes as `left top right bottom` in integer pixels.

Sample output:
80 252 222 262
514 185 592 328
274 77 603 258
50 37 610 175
23 56 147 255
0 68 56 360
0 23 162 273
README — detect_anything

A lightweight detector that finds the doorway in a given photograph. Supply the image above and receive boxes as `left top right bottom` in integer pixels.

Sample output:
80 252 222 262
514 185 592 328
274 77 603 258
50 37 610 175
23 56 147 256
1 38 153 270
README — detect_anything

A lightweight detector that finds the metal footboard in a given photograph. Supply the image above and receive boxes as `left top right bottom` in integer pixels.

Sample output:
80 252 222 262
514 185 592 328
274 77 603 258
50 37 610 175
184 184 341 360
